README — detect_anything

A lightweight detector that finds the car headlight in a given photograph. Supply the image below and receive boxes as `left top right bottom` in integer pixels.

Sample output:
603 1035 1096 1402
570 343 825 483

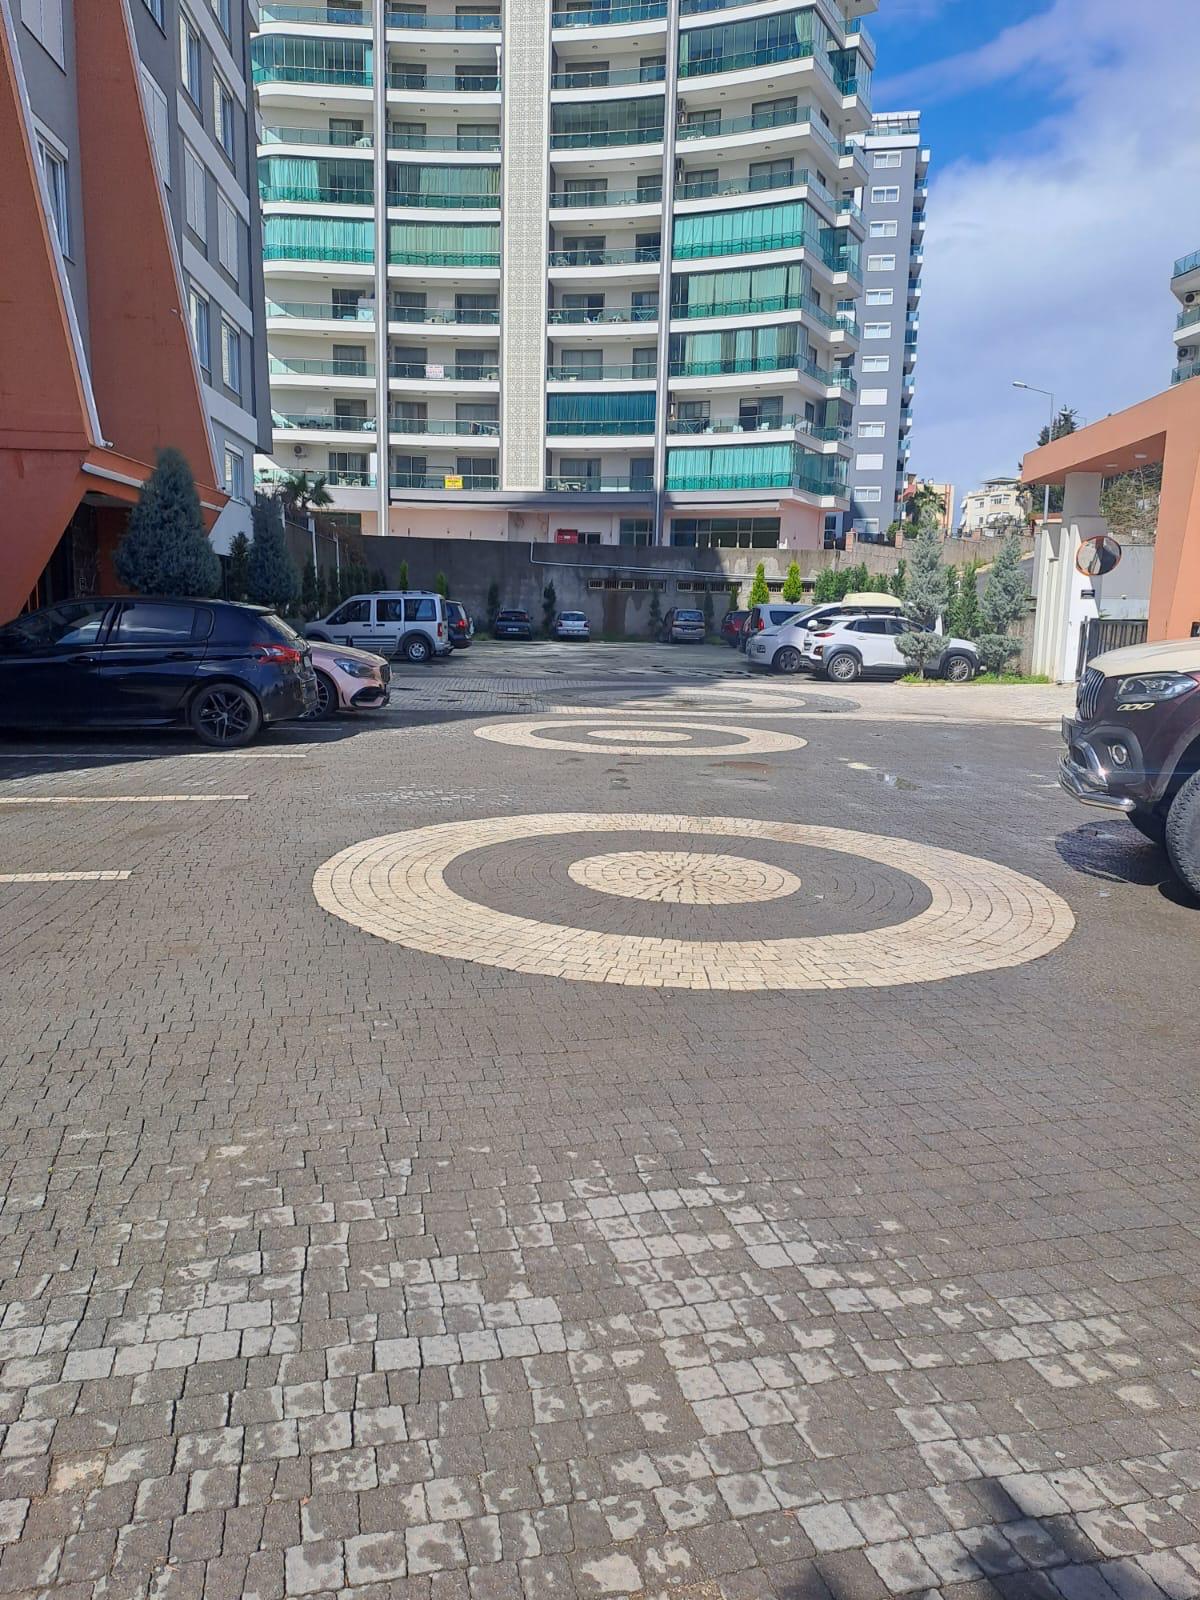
333 657 375 678
1116 672 1199 702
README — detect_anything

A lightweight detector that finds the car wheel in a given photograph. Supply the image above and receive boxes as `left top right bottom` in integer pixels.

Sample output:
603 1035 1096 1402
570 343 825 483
190 683 262 748
403 634 432 664
1129 805 1167 847
306 670 337 720
774 646 801 675
1165 774 1200 897
824 652 860 684
942 654 976 683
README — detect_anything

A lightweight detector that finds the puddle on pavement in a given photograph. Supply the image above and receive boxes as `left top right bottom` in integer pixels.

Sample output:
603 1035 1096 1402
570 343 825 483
710 760 771 774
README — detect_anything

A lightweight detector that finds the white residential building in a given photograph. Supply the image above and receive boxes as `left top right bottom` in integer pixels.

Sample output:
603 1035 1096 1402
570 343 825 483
1172 247 1200 387
252 0 876 551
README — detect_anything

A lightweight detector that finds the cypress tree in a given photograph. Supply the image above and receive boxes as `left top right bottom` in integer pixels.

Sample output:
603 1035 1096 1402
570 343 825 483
114 447 220 597
247 496 301 613
781 561 804 602
748 563 770 605
226 532 250 603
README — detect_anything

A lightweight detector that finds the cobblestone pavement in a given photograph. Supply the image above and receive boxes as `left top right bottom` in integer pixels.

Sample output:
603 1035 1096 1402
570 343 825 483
0 644 1196 1600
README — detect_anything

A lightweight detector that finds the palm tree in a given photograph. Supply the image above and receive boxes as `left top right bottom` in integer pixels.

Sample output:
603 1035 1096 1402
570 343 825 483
277 470 333 522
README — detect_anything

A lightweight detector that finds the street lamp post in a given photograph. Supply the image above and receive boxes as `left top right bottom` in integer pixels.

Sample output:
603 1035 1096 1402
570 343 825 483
1013 380 1056 533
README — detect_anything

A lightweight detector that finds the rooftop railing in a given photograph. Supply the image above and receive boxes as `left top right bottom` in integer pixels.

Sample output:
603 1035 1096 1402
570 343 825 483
1174 250 1200 279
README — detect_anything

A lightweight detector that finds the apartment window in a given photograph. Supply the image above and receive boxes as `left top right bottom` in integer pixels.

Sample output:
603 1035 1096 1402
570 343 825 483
223 446 245 500
143 0 165 25
138 68 172 188
220 320 241 393
865 288 893 306
870 220 899 238
857 422 886 438
749 157 793 193
183 144 206 239
619 518 651 546
870 185 901 204
867 254 896 272
751 95 797 129
210 0 231 35
214 74 235 158
861 355 890 372
860 388 888 406
854 486 882 503
20 0 63 64
37 137 70 256
863 322 892 340
639 53 665 81
873 151 901 169
180 14 202 104
217 192 238 277
188 286 211 372
855 454 884 471
682 167 719 198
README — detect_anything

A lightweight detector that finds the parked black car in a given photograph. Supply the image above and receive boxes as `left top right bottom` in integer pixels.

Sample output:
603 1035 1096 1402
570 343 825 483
0 597 316 747
1060 638 1200 896
493 609 534 640
446 601 474 649
659 607 706 644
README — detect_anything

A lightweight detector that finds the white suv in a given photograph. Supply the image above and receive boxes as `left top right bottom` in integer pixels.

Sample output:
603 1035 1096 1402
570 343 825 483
748 594 905 673
306 591 453 663
802 615 978 683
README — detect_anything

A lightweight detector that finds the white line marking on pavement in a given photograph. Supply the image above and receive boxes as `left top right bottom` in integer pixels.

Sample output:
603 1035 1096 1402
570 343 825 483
0 795 249 805
0 751 309 759
0 871 132 882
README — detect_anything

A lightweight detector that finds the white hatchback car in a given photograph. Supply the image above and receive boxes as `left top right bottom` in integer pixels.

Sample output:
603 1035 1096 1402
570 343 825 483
553 611 590 640
802 615 979 683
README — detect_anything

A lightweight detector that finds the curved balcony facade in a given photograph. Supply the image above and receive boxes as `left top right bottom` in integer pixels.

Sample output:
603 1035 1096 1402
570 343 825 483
253 0 872 540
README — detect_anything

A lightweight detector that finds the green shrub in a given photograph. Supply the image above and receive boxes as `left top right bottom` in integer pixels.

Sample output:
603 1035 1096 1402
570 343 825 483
114 447 220 597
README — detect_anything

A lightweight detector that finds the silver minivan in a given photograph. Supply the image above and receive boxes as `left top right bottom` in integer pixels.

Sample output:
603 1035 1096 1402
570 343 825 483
306 591 453 662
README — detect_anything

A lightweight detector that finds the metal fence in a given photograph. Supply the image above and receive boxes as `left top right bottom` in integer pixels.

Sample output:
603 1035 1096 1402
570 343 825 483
1076 617 1148 677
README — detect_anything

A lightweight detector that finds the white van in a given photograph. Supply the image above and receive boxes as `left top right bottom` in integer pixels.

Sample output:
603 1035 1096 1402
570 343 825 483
305 592 453 662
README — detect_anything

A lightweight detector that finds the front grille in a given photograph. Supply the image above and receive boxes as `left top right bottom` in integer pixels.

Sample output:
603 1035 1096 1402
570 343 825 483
1077 667 1104 723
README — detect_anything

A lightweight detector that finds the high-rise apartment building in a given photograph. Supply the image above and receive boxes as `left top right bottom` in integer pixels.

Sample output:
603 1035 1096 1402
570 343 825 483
253 0 876 552
1172 248 1200 387
0 0 269 616
844 110 927 541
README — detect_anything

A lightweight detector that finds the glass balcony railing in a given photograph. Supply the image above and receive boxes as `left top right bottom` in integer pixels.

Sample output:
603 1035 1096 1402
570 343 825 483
391 305 500 324
261 126 374 148
388 71 500 92
545 475 645 491
274 412 377 430
550 63 665 88
1173 249 1200 279
256 468 375 488
666 415 849 443
391 471 499 489
673 225 856 278
389 191 500 209
547 364 656 380
260 183 373 205
269 355 374 376
670 292 840 330
1176 305 1200 331
549 187 662 209
258 3 368 23
677 104 849 161
387 130 500 151
550 125 664 149
389 361 499 380
390 247 500 266
387 9 500 28
551 1 667 26
667 468 846 495
254 61 372 86
546 418 656 435
548 246 661 266
264 241 374 262
548 305 658 324
679 39 815 81
389 417 500 435
268 298 376 321
675 169 800 204
669 353 854 388
1172 358 1200 386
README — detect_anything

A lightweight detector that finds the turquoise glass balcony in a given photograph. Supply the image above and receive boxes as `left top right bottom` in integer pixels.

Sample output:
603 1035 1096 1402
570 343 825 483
551 0 667 25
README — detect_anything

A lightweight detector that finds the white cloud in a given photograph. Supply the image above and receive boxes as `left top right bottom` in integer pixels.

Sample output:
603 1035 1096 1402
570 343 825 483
874 0 1200 518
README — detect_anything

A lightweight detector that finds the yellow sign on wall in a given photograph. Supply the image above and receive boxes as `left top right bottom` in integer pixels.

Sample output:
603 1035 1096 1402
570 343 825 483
443 475 464 490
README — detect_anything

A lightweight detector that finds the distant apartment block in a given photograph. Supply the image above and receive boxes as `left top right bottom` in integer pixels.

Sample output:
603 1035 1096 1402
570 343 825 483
844 109 927 541
960 476 1026 537
0 0 269 617
1172 248 1200 387
253 0 878 552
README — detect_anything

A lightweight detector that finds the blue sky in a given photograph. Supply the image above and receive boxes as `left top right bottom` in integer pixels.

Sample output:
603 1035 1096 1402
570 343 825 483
869 0 1199 516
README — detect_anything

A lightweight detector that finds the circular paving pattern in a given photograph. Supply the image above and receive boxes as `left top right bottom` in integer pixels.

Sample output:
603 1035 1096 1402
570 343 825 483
475 720 808 757
567 849 802 906
314 813 1075 991
583 729 691 745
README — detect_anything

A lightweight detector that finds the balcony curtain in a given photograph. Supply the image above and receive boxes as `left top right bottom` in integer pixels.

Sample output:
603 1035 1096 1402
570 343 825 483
547 393 656 428
672 201 813 261
666 443 793 487
387 163 500 203
263 215 373 261
551 96 664 137
258 155 321 196
387 221 500 262
251 35 371 83
671 324 797 369
677 8 832 73
673 262 809 313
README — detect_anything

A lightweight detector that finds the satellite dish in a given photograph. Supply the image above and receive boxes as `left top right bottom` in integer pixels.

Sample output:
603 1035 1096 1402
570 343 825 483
1076 535 1122 578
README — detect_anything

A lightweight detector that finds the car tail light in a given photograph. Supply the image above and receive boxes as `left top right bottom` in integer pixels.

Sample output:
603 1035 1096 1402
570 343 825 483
755 616 765 630
437 623 444 637
256 643 302 664
813 630 834 638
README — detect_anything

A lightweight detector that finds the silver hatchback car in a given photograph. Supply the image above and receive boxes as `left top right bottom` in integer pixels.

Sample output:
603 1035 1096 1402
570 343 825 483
553 611 590 640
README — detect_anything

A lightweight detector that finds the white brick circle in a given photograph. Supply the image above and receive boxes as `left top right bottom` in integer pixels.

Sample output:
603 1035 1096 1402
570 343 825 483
313 813 1075 991
583 729 691 745
475 720 808 757
568 850 802 905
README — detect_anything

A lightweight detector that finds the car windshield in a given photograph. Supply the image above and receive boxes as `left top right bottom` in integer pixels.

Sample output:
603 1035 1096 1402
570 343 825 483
499 611 528 621
677 611 704 622
560 613 586 622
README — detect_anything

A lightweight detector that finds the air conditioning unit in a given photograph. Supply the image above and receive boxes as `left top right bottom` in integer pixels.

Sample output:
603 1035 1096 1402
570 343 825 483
293 444 308 458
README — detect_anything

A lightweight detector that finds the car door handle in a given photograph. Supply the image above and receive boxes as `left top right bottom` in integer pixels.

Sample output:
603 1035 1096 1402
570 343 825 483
71 655 98 665
165 650 193 660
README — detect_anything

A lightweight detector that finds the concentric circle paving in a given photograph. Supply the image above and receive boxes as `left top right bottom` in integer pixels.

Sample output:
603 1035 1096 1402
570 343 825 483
474 720 808 757
314 813 1075 990
567 849 802 905
583 728 691 745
